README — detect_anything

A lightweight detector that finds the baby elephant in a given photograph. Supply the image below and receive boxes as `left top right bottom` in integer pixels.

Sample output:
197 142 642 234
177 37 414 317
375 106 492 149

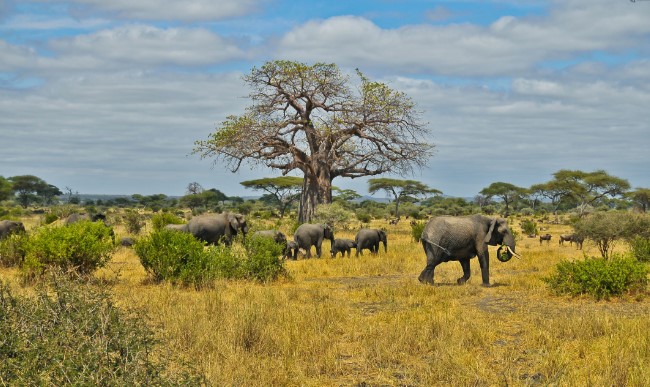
330 238 357 258
539 233 552 245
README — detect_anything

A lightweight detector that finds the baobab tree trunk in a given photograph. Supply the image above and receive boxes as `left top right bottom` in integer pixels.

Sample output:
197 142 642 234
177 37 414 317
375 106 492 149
298 166 333 223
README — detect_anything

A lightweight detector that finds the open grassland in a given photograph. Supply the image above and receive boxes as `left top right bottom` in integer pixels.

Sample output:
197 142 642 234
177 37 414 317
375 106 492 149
2 217 650 386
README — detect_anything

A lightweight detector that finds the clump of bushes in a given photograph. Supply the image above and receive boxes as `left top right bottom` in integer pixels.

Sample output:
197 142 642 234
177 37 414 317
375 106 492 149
410 221 426 243
0 274 203 385
520 219 538 235
134 229 287 287
151 212 185 231
22 221 115 279
123 210 145 234
629 236 650 263
543 255 648 300
0 232 29 267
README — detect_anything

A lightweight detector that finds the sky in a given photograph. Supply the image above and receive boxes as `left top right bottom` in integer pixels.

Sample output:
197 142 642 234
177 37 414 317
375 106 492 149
1 0 649 199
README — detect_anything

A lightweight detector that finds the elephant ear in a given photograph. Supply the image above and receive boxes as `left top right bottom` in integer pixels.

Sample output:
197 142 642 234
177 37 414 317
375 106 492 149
228 214 240 230
484 218 497 244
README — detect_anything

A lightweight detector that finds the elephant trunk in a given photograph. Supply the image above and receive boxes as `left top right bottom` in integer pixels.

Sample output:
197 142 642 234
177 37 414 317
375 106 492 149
496 234 517 262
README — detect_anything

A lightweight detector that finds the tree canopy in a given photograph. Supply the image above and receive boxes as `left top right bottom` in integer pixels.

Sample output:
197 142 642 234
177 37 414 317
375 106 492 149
240 176 303 217
194 60 434 222
8 175 61 208
368 178 441 218
480 182 526 216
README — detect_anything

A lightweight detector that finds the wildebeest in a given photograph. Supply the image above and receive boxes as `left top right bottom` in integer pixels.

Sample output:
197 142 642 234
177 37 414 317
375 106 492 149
539 233 552 245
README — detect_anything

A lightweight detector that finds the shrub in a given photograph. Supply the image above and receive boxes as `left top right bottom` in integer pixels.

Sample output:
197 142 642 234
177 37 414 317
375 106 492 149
543 255 649 300
0 232 29 267
241 235 286 282
0 274 203 385
519 207 534 216
520 219 538 235
135 229 215 287
23 221 115 278
410 221 426 243
313 202 354 230
123 210 145 234
629 236 650 263
151 212 185 231
574 212 650 258
43 213 58 224
356 210 371 223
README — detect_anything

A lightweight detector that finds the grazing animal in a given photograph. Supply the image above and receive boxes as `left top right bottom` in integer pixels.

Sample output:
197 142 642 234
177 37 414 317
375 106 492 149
330 238 357 258
355 229 387 256
293 223 335 259
539 233 552 245
559 234 574 246
418 215 519 286
389 218 399 225
0 220 25 239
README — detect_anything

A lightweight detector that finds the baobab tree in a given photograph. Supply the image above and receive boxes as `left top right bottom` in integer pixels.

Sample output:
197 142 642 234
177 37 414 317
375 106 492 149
194 61 433 222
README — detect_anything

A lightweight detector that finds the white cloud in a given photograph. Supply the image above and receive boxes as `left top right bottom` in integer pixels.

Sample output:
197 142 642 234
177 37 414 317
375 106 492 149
48 25 246 68
67 0 264 22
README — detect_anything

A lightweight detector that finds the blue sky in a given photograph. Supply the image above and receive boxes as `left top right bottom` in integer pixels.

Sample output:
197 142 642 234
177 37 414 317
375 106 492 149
1 0 649 199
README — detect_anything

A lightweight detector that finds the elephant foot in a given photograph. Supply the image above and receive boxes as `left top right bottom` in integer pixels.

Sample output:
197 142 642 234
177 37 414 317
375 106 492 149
418 273 434 285
481 282 492 288
457 277 468 285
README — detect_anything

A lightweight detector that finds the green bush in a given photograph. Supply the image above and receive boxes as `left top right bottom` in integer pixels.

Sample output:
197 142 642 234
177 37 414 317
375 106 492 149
23 222 115 278
43 213 58 224
356 210 371 223
520 219 538 235
0 275 203 385
0 232 29 267
151 212 185 231
241 235 286 282
123 210 145 234
629 236 650 263
410 221 426 243
135 229 287 286
543 255 649 300
135 228 215 287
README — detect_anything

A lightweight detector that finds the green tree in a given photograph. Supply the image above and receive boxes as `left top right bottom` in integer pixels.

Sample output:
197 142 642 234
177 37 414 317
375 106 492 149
194 61 434 222
573 212 650 259
9 175 52 208
628 188 650 213
552 170 630 216
240 176 302 217
479 182 526 216
0 176 13 202
368 178 441 219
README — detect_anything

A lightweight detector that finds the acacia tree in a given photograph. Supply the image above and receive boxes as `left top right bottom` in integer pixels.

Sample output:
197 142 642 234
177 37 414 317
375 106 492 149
480 182 526 216
628 188 650 213
240 176 303 217
9 175 55 208
194 61 433 222
368 178 441 219
550 170 630 216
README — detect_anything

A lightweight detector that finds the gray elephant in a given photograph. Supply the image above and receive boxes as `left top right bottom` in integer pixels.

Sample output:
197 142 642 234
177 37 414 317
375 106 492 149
418 215 519 287
330 238 357 258
0 220 25 239
283 240 299 260
355 228 387 256
293 223 334 259
64 212 107 225
186 212 248 246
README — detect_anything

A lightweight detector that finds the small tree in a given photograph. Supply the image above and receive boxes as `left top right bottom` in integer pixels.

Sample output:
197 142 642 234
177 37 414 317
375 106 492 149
240 177 302 217
480 182 526 217
628 188 650 213
9 175 54 208
368 178 441 219
0 176 13 202
573 212 650 259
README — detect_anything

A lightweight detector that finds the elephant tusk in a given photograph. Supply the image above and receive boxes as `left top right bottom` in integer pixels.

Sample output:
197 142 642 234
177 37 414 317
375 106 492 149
506 246 522 259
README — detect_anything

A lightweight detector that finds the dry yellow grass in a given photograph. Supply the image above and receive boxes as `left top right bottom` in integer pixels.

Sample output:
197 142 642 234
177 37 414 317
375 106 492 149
2 216 649 386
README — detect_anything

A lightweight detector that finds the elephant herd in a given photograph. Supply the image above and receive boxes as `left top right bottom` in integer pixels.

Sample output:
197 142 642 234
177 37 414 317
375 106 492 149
3 211 530 287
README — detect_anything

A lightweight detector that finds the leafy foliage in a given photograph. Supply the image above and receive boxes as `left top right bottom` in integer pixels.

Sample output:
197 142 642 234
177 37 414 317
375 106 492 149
23 221 115 278
410 221 426 243
123 209 145 234
0 275 203 385
151 212 185 231
313 202 354 230
241 235 286 282
520 219 538 235
0 232 28 267
629 237 650 263
543 256 648 300
573 212 650 258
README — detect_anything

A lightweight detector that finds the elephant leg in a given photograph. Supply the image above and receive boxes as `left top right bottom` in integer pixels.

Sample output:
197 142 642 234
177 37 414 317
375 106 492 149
316 243 322 258
457 259 471 285
418 243 439 285
478 252 490 286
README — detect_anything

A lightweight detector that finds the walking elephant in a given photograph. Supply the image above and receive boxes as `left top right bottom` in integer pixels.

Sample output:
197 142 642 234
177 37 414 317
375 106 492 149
186 212 248 246
0 220 25 239
355 228 387 256
283 240 299 260
418 215 519 287
293 223 334 259
330 238 357 258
